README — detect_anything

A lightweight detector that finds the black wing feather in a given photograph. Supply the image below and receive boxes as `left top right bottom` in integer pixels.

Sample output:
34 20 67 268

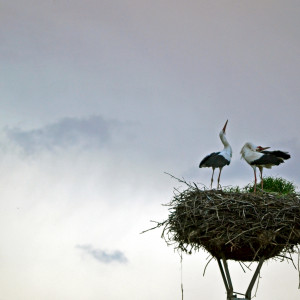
199 152 230 168
261 150 290 160
250 154 283 166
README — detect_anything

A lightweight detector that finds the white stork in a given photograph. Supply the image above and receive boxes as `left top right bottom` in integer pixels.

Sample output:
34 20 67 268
199 120 232 189
240 142 291 192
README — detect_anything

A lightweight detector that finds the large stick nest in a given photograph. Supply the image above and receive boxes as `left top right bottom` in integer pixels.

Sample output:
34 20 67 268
155 180 300 262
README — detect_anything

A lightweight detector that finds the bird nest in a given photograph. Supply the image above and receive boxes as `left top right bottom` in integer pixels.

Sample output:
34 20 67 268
149 179 300 262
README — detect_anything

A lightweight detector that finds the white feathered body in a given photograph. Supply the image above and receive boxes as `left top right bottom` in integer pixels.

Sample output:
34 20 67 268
240 143 265 167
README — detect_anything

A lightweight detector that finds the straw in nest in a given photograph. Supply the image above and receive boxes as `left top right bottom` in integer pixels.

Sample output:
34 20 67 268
148 177 300 262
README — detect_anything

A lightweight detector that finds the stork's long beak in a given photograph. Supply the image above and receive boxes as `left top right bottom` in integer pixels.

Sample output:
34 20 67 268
222 120 228 133
256 146 270 152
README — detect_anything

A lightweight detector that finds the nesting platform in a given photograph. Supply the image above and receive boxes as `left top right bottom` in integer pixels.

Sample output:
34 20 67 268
157 182 300 262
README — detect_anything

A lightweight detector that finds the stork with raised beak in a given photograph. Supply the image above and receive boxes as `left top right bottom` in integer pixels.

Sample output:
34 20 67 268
199 120 232 189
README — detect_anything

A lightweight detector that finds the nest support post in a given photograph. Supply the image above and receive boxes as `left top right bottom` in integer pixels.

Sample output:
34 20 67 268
217 257 265 300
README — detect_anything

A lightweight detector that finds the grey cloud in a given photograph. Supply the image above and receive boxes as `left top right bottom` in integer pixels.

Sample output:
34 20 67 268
5 115 121 153
76 244 128 264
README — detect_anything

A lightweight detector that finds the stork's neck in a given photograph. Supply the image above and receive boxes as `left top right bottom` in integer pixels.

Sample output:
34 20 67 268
219 131 230 149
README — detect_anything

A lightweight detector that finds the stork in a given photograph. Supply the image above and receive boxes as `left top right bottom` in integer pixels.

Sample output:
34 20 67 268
240 142 290 192
199 120 232 189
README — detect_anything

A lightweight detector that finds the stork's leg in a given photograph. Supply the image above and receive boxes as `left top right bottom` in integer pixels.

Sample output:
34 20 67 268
217 167 223 190
253 169 257 193
210 168 215 189
258 167 263 190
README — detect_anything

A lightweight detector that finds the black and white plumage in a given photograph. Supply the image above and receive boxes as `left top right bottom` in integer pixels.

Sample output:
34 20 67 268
199 120 232 189
240 142 291 192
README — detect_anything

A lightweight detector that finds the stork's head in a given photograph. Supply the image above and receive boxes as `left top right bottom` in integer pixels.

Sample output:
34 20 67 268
242 143 269 152
240 143 270 158
256 146 270 152
219 120 231 148
219 120 228 137
222 120 228 133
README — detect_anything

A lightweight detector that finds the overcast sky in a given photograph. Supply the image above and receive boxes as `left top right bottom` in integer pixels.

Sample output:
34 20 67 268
1 0 300 299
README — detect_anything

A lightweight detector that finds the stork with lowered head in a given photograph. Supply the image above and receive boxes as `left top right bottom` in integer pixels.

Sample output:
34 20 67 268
240 142 290 192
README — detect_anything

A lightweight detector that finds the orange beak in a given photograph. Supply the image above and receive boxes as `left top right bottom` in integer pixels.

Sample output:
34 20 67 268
222 120 228 133
256 146 270 152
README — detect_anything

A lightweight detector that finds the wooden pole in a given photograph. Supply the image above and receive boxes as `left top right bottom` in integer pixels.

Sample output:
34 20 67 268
217 257 265 300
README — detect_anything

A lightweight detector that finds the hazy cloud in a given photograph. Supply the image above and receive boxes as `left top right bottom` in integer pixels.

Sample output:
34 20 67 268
5 115 121 153
76 244 128 264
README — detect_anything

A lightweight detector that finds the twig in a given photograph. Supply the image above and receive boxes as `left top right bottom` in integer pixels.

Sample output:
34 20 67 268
254 270 261 298
225 226 261 245
180 253 184 300
298 252 300 289
203 256 214 276
238 261 246 273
